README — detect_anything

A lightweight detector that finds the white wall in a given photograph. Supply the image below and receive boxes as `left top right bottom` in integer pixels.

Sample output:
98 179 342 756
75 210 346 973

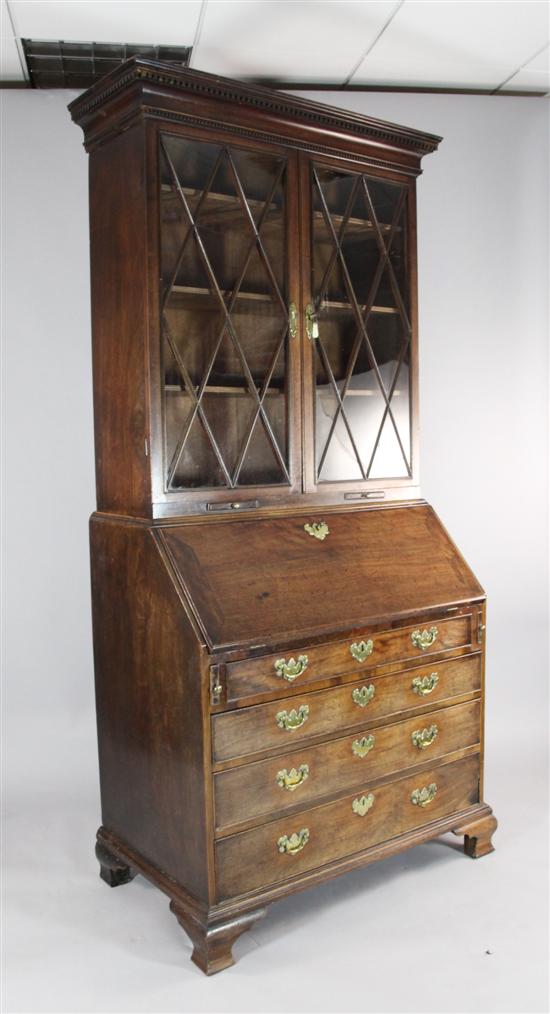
2 86 548 1014
2 90 95 722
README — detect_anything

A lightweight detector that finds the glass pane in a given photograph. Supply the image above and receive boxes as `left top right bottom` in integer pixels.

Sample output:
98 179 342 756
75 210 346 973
171 416 226 488
160 134 289 491
237 421 286 485
312 163 411 483
262 343 287 459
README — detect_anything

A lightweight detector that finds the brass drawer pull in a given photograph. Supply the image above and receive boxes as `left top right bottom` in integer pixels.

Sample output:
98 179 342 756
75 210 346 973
411 627 438 651
276 705 309 730
352 793 374 817
412 672 439 696
411 783 438 807
274 654 308 682
352 734 375 758
276 764 309 792
350 639 374 663
277 828 310 855
304 521 329 541
352 684 375 708
411 724 439 750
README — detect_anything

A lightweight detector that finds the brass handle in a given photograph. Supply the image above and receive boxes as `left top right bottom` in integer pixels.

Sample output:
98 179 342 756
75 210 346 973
352 684 375 708
304 521 329 541
305 303 319 340
411 627 438 651
411 724 439 750
288 302 298 339
276 705 309 730
276 764 309 792
350 640 374 663
412 673 439 696
352 734 375 758
411 783 438 807
274 654 308 682
352 793 374 817
277 828 310 854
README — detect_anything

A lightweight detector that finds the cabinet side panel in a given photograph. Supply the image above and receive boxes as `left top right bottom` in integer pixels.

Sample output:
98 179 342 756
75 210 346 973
90 518 209 901
89 127 151 515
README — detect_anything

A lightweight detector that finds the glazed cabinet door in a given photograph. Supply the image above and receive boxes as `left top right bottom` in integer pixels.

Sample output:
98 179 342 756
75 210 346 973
299 152 418 496
154 129 301 507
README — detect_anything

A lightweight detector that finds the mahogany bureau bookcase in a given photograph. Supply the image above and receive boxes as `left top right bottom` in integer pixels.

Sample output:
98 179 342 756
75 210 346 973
69 58 497 975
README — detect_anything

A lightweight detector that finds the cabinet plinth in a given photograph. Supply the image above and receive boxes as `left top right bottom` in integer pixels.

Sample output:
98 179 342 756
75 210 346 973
70 58 496 975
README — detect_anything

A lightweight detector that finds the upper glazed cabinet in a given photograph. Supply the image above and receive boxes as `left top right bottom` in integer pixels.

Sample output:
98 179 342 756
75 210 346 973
74 61 437 517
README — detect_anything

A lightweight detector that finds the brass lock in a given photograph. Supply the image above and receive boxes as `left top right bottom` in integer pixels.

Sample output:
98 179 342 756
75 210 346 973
288 302 298 339
305 303 319 340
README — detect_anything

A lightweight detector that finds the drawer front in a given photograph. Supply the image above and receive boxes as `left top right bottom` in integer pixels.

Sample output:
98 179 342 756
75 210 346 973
224 614 475 704
216 753 480 900
214 699 480 833
213 654 481 763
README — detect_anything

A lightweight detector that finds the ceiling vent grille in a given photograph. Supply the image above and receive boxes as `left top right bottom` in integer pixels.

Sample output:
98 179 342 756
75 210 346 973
22 40 191 88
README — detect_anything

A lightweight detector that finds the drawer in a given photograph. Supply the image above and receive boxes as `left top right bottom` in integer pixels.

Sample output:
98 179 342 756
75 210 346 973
212 654 481 763
223 613 475 704
214 699 480 834
216 753 480 900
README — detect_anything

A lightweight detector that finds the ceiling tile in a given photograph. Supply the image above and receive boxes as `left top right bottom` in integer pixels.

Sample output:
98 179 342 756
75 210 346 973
499 69 549 92
500 43 549 90
350 0 550 89
7 1 202 45
193 0 400 82
522 44 550 72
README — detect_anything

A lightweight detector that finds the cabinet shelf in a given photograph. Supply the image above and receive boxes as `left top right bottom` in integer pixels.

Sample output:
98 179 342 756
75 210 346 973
169 284 398 314
161 184 395 235
322 299 398 314
165 383 284 397
165 384 402 397
313 211 395 235
161 183 280 219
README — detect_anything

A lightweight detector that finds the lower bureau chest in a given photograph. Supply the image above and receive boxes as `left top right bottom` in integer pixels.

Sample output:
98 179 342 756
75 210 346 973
91 508 496 975
209 606 485 906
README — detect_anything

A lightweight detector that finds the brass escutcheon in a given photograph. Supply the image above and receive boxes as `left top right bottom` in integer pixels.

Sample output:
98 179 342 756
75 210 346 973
288 301 298 339
349 640 374 663
304 521 329 541
305 303 319 340
352 793 375 817
352 684 375 708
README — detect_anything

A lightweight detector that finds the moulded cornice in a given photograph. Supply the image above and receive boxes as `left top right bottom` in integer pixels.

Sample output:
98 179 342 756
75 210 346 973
68 57 442 158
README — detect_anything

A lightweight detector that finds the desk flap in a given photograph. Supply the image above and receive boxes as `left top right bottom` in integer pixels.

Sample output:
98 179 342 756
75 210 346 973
159 504 483 652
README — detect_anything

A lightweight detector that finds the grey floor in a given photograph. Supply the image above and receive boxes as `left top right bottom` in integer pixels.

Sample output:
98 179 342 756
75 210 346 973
3 623 548 1014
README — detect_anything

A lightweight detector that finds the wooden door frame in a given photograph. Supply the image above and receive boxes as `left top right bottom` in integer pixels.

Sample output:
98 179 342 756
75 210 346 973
298 149 420 498
145 119 303 513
